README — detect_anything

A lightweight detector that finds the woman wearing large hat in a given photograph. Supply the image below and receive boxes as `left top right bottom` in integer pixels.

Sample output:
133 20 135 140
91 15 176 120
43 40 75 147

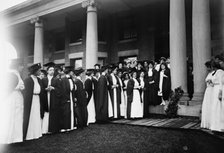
23 63 44 140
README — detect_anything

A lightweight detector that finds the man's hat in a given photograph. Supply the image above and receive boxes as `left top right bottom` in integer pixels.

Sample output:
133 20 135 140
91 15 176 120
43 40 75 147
64 66 74 74
86 68 94 76
74 67 85 76
43 62 55 69
100 65 109 72
28 63 41 74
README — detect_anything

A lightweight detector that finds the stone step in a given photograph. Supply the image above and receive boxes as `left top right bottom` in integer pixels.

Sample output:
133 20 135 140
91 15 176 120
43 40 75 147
148 103 201 118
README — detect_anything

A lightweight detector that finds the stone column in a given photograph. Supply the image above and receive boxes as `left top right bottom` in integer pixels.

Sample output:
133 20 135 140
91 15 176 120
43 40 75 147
31 17 44 65
82 0 98 69
192 0 211 102
169 0 188 93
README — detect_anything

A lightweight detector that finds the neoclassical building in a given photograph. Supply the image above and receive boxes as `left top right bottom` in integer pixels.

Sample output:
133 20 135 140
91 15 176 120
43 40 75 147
1 0 224 115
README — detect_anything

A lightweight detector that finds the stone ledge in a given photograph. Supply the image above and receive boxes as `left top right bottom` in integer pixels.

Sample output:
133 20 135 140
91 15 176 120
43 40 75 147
148 103 201 118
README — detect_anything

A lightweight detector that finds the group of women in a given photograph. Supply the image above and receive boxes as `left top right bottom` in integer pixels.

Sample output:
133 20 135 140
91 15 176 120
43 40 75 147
201 55 224 134
0 57 172 144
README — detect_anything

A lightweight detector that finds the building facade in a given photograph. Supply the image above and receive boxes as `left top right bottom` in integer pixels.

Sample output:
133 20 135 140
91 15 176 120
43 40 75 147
1 0 224 103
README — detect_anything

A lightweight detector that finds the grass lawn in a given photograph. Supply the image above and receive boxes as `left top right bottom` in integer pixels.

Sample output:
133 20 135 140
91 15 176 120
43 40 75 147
0 124 223 153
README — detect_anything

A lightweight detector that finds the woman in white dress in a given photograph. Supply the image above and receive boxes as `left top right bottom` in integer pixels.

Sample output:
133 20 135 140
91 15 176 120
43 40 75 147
123 72 130 119
0 59 24 144
127 70 143 119
201 61 214 129
23 63 43 140
210 61 224 132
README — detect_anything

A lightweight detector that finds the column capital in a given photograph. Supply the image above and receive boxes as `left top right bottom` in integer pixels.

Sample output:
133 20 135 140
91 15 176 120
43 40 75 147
30 16 42 25
82 0 97 8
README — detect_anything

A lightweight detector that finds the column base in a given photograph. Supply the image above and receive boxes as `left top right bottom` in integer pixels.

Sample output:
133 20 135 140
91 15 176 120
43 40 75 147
191 92 204 103
179 92 190 105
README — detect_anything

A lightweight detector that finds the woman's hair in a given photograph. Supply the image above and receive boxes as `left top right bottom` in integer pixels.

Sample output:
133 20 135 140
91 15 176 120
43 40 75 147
210 60 221 69
205 61 211 68
159 62 168 71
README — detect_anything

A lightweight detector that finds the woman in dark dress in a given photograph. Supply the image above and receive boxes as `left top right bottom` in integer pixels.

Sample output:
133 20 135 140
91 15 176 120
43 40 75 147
158 62 171 105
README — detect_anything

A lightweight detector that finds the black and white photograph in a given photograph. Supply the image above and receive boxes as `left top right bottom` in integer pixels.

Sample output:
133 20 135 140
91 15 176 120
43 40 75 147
0 0 224 153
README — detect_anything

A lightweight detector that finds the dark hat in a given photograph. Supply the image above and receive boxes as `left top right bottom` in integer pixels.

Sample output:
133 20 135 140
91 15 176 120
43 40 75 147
43 62 55 69
86 68 94 76
9 58 24 69
28 63 41 74
55 65 63 71
74 67 85 76
109 64 117 71
100 65 109 72
94 63 101 68
64 66 74 74
40 69 47 76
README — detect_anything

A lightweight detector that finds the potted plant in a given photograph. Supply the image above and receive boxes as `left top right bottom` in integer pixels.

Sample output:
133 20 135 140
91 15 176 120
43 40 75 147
165 86 184 118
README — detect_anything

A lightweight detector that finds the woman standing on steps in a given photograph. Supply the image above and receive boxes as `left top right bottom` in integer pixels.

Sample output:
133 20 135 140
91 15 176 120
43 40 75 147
201 61 214 129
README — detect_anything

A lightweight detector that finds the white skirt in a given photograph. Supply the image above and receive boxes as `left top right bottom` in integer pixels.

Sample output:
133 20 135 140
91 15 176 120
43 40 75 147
87 94 96 124
200 87 213 129
210 86 224 132
120 90 127 118
0 91 24 144
108 92 113 118
26 95 42 140
131 90 143 118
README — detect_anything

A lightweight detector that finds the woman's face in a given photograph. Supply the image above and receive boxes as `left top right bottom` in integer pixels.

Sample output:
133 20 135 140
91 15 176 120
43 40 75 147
149 63 153 69
206 66 212 72
118 72 122 78
140 72 145 77
47 67 54 76
118 63 123 69
125 74 129 80
144 62 148 67
133 72 137 78
161 64 166 70
35 69 41 77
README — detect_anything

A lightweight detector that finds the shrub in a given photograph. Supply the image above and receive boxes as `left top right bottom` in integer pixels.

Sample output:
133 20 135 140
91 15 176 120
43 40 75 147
165 86 184 118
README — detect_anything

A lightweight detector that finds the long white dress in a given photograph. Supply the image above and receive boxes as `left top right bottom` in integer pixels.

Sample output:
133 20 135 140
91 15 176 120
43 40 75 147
210 69 224 132
131 78 143 118
0 70 24 144
123 80 129 119
26 75 42 140
200 71 214 129
111 74 118 118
